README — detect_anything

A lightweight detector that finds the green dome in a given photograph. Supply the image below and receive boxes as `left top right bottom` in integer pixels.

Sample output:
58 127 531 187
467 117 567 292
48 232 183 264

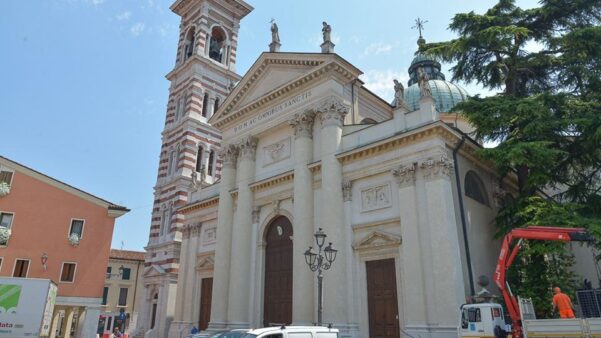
403 80 469 113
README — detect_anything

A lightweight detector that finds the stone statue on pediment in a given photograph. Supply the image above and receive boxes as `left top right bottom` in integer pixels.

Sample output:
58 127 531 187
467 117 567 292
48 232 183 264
322 22 332 43
271 21 280 44
393 79 405 107
418 67 432 98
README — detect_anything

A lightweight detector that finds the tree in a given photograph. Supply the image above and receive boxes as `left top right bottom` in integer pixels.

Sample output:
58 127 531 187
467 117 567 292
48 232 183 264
422 0 601 317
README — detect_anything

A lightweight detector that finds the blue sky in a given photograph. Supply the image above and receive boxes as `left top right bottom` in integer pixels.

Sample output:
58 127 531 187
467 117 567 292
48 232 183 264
0 0 539 251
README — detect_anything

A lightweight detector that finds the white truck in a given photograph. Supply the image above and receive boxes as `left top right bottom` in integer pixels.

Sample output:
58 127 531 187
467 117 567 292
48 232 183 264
0 278 57 337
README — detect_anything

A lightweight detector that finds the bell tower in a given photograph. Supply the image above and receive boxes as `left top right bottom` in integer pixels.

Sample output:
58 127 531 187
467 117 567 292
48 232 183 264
139 1 253 337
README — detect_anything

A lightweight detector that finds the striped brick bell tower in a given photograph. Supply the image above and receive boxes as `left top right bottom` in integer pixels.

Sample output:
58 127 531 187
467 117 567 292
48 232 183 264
138 1 253 337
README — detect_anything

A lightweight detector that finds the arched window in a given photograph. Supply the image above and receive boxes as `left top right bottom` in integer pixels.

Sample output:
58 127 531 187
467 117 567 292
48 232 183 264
209 26 227 63
184 27 196 60
196 146 203 172
361 118 377 124
160 208 168 236
179 97 185 118
202 92 209 117
207 150 215 176
465 171 489 206
151 293 158 329
214 97 220 113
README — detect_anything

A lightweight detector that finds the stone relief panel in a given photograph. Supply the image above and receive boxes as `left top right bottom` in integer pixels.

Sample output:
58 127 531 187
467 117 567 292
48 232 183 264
203 226 217 244
263 137 291 166
360 182 392 212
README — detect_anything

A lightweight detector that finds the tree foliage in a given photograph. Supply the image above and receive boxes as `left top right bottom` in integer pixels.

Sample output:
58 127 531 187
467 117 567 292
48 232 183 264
422 0 601 317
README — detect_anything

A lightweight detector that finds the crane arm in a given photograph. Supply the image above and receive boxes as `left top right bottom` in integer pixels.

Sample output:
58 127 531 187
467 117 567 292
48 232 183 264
492 226 591 338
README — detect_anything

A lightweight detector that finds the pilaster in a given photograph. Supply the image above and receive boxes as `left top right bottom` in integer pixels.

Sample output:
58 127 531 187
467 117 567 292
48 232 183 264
208 144 239 330
317 96 350 326
227 136 258 328
289 110 316 325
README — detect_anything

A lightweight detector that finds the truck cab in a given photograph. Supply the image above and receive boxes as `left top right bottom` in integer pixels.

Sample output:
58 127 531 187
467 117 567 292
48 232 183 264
459 303 507 337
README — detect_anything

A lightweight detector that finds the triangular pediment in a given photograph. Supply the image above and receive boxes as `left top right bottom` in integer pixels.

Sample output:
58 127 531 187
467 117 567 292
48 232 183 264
210 52 362 129
143 265 165 278
353 231 402 251
196 253 215 272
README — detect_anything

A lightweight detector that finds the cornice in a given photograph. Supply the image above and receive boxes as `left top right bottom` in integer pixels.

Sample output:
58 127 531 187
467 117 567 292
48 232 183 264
249 170 294 192
178 196 219 214
166 54 242 83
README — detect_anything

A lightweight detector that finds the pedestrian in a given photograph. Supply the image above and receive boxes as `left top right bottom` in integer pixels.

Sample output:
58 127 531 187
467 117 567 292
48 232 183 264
552 287 575 318
112 327 123 338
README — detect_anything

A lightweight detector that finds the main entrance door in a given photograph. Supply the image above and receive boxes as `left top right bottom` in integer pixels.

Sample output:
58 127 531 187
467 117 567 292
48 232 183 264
263 216 293 327
366 259 400 338
198 277 213 330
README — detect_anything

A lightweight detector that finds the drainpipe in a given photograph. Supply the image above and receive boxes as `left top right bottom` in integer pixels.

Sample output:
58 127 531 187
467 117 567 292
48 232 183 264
453 136 475 295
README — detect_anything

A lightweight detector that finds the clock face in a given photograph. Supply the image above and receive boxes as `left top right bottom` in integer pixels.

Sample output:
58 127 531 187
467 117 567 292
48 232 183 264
277 225 283 236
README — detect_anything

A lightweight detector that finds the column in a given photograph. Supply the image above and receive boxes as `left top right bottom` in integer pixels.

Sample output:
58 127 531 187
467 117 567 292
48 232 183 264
289 110 316 325
208 144 239 330
62 308 75 338
171 225 192 335
391 163 428 333
227 136 258 328
75 307 85 338
80 306 101 338
419 153 465 328
207 94 216 119
202 147 211 178
317 96 350 326
49 310 61 338
342 179 360 335
184 225 202 324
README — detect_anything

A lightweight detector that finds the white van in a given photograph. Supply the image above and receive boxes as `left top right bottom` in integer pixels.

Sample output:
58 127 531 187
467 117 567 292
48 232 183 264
243 326 339 338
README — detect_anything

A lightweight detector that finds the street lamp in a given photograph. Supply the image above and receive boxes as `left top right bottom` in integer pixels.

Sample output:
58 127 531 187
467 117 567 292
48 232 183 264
304 228 338 326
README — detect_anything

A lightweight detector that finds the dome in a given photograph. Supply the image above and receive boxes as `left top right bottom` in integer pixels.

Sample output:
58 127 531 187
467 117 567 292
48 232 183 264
403 80 469 112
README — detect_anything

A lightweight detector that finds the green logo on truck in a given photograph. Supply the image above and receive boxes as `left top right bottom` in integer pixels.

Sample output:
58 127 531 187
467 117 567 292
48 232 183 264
0 285 21 313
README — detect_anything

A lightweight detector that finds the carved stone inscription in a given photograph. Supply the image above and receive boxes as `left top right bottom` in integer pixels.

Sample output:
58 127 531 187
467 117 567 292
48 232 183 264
361 183 392 212
263 137 291 166
203 227 217 244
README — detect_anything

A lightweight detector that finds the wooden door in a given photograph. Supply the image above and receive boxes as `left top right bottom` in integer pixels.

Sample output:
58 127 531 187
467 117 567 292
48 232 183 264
263 216 293 327
367 259 400 338
198 277 213 330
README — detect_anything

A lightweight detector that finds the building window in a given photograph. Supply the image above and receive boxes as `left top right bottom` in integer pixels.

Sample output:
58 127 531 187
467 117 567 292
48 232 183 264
195 146 203 172
118 288 128 307
121 267 131 280
60 262 77 282
69 219 84 239
184 27 196 60
214 97 220 113
102 287 109 305
0 170 13 186
160 208 170 236
207 150 215 176
0 212 14 245
13 259 29 278
465 171 490 206
151 293 158 329
208 26 227 63
202 93 209 117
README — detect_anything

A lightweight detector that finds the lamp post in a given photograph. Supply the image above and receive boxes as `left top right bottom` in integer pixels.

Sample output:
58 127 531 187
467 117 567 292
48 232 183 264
304 228 338 326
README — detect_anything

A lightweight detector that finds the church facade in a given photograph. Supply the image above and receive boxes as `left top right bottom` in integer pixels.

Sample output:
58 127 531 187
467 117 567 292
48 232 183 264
138 1 598 338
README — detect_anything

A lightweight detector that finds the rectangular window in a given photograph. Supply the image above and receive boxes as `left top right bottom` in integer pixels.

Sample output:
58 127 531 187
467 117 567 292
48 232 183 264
0 171 13 185
102 287 109 305
121 267 131 280
13 259 29 278
0 213 13 229
118 288 128 306
60 262 76 282
69 219 84 238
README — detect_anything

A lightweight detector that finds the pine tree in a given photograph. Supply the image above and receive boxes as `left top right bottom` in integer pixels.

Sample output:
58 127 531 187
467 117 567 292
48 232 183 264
422 0 601 317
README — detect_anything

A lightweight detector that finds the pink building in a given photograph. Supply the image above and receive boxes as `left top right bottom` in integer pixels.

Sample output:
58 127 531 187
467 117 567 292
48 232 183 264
0 155 128 338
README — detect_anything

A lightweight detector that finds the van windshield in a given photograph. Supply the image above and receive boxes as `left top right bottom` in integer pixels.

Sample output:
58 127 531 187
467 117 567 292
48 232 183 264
241 335 258 338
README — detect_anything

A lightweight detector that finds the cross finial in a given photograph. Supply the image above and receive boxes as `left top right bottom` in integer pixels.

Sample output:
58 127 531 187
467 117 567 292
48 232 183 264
412 17 428 38
269 18 275 24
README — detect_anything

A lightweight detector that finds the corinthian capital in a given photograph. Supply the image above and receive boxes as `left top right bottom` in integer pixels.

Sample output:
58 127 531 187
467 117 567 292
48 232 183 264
289 110 316 139
238 136 259 161
391 163 416 188
317 96 349 128
218 144 239 168
419 153 454 180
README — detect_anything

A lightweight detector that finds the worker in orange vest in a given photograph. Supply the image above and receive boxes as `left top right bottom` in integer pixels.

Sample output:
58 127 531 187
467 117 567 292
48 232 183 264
552 287 575 318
